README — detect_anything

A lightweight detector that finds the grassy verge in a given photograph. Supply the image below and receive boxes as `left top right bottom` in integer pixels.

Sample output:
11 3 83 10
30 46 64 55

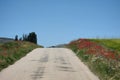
67 39 120 80
0 41 43 71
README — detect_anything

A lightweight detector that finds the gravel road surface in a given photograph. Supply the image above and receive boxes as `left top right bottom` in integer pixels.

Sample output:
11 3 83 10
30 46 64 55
0 48 99 80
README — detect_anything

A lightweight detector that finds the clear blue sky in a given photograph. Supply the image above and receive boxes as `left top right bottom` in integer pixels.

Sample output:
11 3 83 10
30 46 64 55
0 0 120 47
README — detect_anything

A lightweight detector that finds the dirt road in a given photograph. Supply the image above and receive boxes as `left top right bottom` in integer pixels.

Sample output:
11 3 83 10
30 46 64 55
0 48 99 80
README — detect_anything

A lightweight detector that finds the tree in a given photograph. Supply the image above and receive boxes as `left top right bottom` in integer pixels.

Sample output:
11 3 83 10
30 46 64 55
19 37 22 41
15 35 18 41
28 32 37 44
21 32 37 44
22 34 28 41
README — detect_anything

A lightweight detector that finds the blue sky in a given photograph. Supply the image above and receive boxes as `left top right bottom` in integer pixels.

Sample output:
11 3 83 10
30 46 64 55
0 0 120 47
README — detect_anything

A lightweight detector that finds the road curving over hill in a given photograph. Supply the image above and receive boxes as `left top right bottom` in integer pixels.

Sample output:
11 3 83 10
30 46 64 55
0 48 99 80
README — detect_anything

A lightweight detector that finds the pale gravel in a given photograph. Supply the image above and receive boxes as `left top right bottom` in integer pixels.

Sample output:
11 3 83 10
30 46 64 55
0 48 99 80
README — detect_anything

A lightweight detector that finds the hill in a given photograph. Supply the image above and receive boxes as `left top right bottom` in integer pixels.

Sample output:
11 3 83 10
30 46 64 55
67 38 120 80
90 39 120 54
0 41 43 71
49 44 67 48
0 37 14 44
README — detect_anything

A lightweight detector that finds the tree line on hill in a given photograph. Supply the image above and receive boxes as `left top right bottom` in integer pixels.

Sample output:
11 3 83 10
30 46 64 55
15 32 37 44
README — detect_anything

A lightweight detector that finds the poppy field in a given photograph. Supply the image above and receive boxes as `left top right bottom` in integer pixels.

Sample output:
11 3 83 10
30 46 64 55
67 39 120 80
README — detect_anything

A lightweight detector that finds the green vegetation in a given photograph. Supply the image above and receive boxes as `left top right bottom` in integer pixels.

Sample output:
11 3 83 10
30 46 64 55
26 32 37 44
67 39 120 80
0 41 43 71
90 39 120 54
15 32 37 44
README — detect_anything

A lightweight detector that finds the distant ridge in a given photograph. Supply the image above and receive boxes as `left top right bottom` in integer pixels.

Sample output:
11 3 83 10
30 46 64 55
0 37 14 43
49 44 67 48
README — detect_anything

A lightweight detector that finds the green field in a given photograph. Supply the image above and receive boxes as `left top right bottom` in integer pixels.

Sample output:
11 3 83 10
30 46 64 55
90 39 120 54
0 41 43 71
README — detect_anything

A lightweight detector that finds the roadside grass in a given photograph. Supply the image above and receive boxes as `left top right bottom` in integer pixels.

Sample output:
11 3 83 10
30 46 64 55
0 41 43 71
67 39 120 80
